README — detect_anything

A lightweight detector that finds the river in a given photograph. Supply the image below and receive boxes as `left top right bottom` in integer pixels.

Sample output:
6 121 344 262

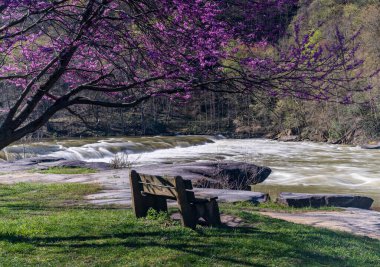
3 135 379 208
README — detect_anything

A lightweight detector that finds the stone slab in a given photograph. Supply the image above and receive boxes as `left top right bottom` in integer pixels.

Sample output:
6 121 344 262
278 192 374 209
193 188 269 203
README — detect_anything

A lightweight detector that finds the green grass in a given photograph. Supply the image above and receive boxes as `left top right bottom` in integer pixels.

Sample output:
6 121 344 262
231 201 342 212
0 183 379 266
0 183 102 209
33 166 97 174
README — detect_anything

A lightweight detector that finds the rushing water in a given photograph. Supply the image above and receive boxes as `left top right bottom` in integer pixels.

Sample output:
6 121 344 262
3 136 380 207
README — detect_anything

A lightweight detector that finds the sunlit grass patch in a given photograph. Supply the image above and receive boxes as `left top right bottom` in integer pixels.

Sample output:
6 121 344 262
0 183 102 209
226 201 341 213
33 166 97 175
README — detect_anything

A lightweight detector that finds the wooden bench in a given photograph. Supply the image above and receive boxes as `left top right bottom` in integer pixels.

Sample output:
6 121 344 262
129 170 221 229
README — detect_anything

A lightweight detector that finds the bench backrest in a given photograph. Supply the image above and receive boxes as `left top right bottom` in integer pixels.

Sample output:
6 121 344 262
130 170 195 202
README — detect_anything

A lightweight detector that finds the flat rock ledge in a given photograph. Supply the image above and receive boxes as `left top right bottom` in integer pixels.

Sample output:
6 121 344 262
193 189 269 204
278 192 374 209
261 208 380 240
0 157 112 172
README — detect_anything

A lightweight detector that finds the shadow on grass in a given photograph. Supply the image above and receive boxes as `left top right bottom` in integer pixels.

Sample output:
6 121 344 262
0 218 377 266
0 230 260 266
0 203 124 211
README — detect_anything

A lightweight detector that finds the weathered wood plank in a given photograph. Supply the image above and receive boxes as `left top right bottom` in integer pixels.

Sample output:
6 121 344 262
129 170 148 217
139 173 175 186
140 182 177 198
174 176 196 229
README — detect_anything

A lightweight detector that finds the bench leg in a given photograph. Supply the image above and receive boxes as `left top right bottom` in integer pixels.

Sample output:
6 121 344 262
177 201 197 229
195 200 221 227
174 176 197 229
205 200 221 226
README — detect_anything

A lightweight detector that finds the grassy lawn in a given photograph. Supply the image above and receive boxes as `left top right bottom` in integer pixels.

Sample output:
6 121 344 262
0 183 379 266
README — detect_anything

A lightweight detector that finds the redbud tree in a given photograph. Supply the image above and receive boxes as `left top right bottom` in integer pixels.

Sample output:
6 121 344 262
0 0 371 149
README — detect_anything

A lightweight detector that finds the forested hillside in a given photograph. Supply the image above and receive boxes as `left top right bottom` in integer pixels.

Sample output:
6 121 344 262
271 0 380 144
1 0 379 144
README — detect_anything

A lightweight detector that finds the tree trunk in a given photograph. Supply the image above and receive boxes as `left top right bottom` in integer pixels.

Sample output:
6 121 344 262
0 129 23 150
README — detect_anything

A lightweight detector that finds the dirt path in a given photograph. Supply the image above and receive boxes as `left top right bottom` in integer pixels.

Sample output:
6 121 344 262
261 209 380 240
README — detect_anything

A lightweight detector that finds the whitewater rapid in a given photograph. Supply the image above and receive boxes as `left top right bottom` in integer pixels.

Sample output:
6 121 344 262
95 138 380 190
3 136 379 206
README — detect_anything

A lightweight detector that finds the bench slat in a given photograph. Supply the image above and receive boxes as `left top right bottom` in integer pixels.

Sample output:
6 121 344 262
142 190 195 202
137 173 194 200
139 173 193 189
140 182 177 198
140 174 176 187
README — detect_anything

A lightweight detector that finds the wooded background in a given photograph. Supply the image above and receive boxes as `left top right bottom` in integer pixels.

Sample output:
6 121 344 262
1 0 379 144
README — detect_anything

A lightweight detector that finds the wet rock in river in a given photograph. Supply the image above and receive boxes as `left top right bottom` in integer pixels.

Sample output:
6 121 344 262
277 193 374 209
361 142 380 149
277 135 300 142
27 156 66 163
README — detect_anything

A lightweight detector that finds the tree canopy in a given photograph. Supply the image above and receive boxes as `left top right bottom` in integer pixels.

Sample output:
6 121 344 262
0 0 372 149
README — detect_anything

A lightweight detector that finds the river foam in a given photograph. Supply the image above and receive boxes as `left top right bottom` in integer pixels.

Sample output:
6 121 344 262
3 136 379 207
